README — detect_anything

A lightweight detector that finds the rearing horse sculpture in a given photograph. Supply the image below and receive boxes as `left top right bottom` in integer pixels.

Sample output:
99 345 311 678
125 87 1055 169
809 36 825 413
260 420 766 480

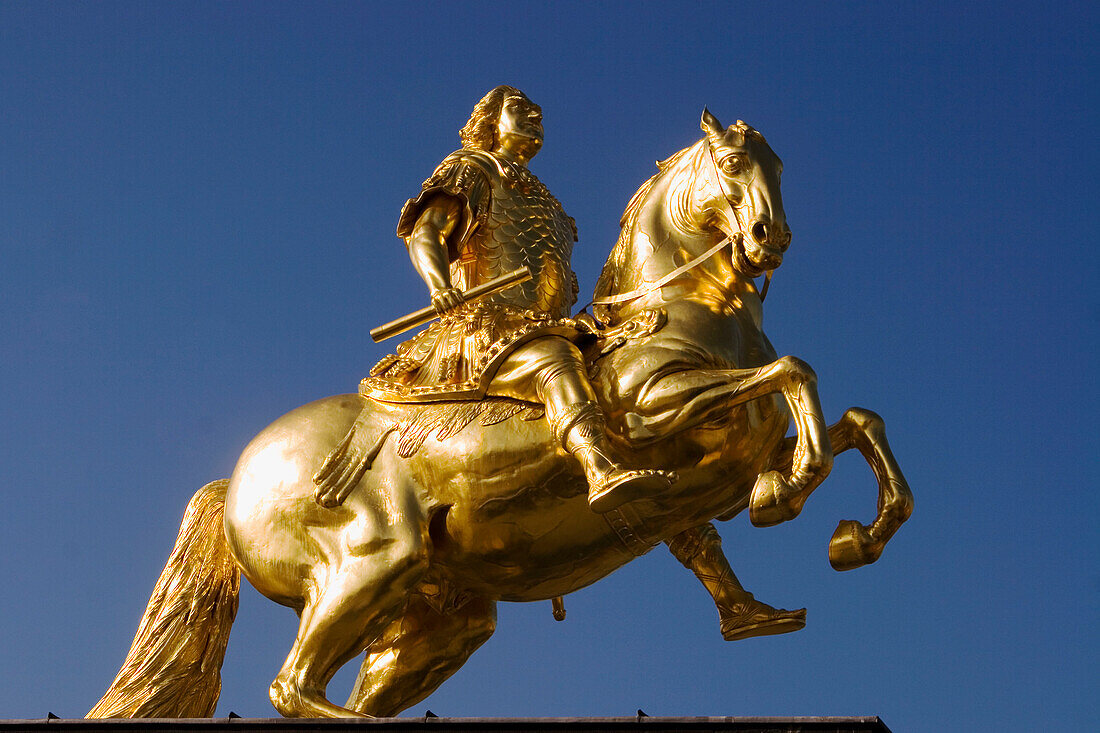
89 110 912 720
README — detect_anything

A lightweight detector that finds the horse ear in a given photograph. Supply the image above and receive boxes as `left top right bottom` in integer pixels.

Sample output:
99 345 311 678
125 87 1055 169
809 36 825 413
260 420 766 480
700 107 725 138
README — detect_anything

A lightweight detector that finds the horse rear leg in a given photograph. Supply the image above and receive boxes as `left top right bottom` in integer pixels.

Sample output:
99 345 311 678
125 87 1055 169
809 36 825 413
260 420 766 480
269 539 429 718
345 593 497 717
767 408 914 570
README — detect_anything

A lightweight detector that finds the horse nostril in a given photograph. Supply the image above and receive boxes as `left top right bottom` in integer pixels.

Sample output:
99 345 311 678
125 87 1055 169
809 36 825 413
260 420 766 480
751 221 768 244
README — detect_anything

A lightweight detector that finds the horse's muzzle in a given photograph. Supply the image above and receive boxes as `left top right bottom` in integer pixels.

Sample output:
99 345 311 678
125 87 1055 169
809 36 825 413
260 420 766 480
742 220 790 273
750 220 791 250
739 240 784 275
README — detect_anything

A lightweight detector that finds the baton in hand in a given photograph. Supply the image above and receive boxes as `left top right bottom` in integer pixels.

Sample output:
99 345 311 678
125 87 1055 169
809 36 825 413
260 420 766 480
370 267 533 343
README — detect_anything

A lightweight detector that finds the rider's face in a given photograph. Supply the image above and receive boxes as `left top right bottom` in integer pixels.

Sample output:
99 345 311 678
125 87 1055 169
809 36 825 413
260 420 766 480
496 95 543 157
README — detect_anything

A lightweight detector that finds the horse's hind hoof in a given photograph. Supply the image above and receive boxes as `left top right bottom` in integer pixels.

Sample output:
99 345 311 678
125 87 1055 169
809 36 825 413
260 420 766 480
270 675 372 719
749 471 802 527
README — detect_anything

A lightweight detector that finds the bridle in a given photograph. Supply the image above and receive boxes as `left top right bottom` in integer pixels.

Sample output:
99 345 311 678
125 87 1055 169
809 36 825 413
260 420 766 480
705 134 774 301
589 138 772 309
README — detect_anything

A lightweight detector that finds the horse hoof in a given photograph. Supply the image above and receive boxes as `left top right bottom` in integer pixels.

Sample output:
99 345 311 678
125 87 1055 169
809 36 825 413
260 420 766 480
750 471 801 527
270 676 372 718
828 519 883 571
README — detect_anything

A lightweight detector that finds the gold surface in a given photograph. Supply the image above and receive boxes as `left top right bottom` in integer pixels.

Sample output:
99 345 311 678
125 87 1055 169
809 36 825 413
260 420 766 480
90 90 913 719
370 266 533 342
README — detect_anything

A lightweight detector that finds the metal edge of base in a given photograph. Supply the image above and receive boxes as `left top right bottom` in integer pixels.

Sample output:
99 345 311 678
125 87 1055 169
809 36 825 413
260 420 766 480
0 716 893 732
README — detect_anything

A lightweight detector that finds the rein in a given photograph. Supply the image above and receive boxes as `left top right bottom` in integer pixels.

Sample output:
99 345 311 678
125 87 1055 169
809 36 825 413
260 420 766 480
589 234 736 306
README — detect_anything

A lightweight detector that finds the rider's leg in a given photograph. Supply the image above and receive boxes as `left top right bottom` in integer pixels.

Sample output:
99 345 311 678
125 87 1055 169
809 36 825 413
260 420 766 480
345 593 497 717
492 336 674 513
666 523 805 641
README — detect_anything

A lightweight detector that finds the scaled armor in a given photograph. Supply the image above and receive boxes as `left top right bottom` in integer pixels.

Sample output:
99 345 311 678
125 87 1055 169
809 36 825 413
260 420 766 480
361 149 583 403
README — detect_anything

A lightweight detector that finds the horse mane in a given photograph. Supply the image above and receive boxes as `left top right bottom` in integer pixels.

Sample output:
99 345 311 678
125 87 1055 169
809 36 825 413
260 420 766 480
593 143 700 305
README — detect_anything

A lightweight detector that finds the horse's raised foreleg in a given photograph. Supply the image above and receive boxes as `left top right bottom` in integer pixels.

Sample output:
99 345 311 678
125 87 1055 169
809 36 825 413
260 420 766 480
741 357 833 527
767 408 914 570
666 523 806 640
631 355 832 522
268 523 430 718
345 593 497 717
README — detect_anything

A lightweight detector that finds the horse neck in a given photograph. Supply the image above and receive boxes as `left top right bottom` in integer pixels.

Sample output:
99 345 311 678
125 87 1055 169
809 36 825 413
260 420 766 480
637 150 710 250
597 142 723 304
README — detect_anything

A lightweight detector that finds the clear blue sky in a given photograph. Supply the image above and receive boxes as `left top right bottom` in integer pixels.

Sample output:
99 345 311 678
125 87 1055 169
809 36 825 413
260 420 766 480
1 2 1096 730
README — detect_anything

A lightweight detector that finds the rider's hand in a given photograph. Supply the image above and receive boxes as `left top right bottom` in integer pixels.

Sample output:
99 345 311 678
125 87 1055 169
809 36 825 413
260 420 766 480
431 287 466 315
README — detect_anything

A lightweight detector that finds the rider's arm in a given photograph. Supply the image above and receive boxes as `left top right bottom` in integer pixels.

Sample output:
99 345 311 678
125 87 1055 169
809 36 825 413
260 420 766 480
407 195 465 314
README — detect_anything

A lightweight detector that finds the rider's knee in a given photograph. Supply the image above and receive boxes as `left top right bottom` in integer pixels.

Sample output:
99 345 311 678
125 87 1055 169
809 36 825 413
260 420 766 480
531 339 586 383
491 336 587 402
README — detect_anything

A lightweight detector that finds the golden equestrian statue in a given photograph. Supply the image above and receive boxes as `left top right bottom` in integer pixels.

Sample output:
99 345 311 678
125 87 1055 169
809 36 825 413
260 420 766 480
89 87 913 719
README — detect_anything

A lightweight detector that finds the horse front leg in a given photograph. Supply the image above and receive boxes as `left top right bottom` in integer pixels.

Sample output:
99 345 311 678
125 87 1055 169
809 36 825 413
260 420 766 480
628 355 832 524
745 356 833 527
768 408 914 570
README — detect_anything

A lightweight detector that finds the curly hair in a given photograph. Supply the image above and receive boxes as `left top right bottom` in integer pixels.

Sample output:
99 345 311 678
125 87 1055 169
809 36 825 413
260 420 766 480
459 85 526 151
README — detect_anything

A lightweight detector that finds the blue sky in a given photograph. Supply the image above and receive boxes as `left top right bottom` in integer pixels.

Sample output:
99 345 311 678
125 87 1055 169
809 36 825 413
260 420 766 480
1 2 1096 730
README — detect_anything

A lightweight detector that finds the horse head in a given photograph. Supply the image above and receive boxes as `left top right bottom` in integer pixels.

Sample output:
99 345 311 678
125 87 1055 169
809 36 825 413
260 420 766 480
699 108 791 277
595 111 793 316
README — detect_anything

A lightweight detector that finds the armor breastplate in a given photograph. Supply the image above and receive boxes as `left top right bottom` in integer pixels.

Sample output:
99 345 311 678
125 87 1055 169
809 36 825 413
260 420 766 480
453 154 577 318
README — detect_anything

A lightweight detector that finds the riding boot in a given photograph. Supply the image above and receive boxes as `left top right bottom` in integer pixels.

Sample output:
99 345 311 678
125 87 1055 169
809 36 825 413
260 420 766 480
553 402 675 513
666 523 806 641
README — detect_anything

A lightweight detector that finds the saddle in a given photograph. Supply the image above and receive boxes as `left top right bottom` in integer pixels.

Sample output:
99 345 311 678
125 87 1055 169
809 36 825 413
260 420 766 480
312 309 666 508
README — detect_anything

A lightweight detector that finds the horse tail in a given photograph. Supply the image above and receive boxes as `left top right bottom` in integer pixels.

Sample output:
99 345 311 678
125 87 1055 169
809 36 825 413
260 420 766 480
87 479 240 718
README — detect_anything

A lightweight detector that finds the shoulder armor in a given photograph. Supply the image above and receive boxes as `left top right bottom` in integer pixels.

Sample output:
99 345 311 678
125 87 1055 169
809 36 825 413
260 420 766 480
396 150 493 239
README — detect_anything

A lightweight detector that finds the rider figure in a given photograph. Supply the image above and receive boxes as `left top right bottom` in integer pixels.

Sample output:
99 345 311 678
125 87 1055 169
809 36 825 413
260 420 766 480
360 85 674 513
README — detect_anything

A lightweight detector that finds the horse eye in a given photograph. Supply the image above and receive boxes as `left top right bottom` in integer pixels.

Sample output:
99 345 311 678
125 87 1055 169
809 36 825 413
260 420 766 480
720 156 744 174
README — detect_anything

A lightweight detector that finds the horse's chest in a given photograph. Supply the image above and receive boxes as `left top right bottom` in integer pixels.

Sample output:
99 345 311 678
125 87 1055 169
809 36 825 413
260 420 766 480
661 300 776 368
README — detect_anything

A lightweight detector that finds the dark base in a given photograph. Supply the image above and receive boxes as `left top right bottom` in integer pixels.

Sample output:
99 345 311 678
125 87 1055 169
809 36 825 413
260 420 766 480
1 717 892 733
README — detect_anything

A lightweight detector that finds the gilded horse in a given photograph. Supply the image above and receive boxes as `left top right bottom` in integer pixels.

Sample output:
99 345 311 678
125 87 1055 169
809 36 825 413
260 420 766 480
89 111 912 719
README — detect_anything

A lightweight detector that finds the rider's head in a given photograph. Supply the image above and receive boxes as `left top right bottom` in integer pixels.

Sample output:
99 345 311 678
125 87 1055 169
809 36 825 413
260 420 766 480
461 86 543 160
